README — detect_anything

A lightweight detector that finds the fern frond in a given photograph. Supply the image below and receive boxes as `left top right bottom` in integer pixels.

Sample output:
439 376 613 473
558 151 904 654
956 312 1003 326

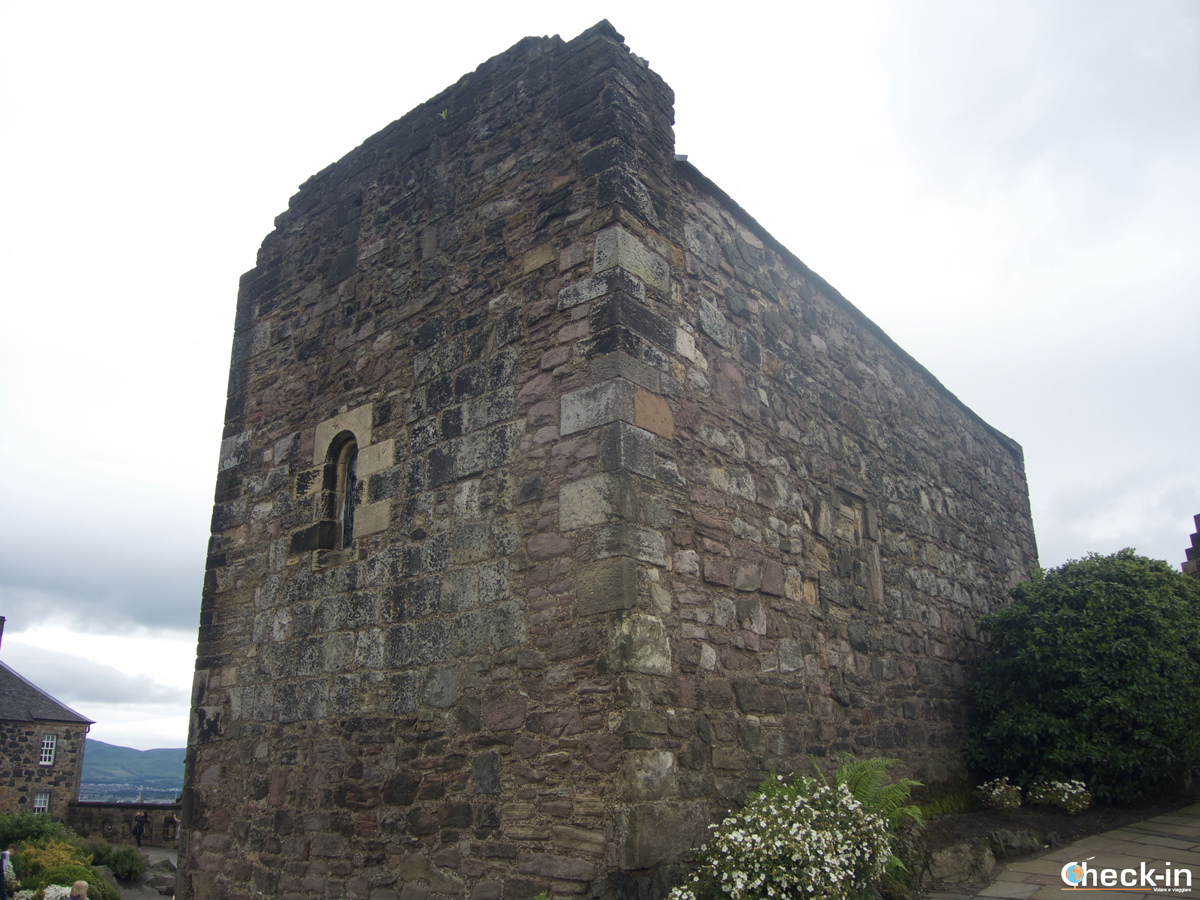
832 753 924 827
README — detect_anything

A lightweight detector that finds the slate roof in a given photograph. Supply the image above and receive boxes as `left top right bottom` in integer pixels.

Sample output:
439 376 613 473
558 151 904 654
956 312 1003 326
0 659 93 725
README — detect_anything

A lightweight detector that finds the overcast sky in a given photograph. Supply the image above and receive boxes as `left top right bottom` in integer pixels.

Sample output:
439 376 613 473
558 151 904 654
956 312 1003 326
1 1 1197 750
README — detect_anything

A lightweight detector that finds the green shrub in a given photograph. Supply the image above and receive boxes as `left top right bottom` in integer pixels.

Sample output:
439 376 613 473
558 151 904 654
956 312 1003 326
967 550 1200 804
97 845 144 881
1027 780 1092 814
18 838 85 875
26 864 118 900
74 837 143 881
978 777 1022 809
670 776 891 900
670 757 919 900
0 811 73 853
829 755 923 833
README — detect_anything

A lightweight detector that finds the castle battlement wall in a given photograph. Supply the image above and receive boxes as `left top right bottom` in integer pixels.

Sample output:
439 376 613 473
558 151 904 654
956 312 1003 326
182 21 1038 900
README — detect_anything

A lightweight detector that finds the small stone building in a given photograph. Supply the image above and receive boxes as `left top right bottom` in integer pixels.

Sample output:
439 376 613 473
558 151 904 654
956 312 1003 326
181 21 1039 900
0 658 93 820
1183 514 1200 580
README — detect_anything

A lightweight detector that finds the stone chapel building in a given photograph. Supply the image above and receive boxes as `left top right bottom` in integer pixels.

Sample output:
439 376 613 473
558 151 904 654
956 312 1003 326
0 618 93 821
181 21 1039 900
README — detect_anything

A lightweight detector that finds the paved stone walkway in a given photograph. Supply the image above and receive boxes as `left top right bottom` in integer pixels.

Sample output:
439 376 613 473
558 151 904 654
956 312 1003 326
923 803 1200 899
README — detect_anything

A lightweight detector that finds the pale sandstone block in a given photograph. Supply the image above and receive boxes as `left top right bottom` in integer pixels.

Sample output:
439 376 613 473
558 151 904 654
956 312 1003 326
592 225 670 293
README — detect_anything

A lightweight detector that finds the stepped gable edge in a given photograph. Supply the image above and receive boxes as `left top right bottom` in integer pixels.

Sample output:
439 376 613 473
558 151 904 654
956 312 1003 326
182 20 1039 900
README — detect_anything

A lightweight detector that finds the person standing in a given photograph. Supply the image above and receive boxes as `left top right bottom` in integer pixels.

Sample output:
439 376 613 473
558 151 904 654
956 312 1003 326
132 812 146 849
0 845 14 900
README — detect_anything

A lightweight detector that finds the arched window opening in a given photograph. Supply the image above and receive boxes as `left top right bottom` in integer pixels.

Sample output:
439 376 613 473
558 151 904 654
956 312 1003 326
336 440 358 549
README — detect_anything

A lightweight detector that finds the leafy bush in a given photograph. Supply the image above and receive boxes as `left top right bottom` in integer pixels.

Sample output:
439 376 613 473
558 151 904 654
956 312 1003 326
75 837 143 882
100 845 143 882
967 550 1200 804
670 757 919 900
22 863 118 900
978 777 1022 810
16 840 82 877
1028 780 1092 814
0 812 73 854
830 755 922 833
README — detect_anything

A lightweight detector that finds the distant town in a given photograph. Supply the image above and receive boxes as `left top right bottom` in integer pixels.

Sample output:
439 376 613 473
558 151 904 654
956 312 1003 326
80 738 184 803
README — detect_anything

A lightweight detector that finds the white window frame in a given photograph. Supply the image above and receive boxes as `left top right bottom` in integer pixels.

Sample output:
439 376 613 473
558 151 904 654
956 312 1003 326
39 733 57 766
33 791 49 813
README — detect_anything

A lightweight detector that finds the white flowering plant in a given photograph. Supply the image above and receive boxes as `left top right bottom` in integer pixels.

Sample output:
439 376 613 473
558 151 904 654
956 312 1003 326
978 777 1022 810
1027 780 1091 814
668 774 895 900
13 888 71 900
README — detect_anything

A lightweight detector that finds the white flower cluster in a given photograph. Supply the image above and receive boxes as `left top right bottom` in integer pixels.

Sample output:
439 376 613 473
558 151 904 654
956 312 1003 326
669 777 891 900
978 777 1022 810
13 887 72 900
1028 780 1091 814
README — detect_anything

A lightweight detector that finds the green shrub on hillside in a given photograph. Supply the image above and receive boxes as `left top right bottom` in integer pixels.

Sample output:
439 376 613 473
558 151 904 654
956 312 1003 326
967 550 1200 804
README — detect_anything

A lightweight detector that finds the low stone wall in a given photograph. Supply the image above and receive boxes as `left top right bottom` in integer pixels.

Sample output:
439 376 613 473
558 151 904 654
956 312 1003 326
66 801 182 850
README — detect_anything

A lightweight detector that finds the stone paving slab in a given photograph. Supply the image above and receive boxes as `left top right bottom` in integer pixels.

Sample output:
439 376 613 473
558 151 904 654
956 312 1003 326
1115 831 1197 850
1005 858 1071 876
922 804 1200 900
975 880 1040 898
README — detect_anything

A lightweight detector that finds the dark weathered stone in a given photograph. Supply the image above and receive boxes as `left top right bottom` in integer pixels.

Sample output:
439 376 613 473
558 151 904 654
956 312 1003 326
575 558 638 616
183 19 1037 900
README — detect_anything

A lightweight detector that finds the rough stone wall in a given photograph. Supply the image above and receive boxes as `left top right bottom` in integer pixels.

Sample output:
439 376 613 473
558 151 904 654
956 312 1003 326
0 721 88 819
67 801 182 849
181 20 1038 900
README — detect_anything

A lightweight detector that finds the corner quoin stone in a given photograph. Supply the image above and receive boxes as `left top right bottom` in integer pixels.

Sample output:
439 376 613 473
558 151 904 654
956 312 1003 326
594 225 671 294
560 379 635 436
576 557 639 616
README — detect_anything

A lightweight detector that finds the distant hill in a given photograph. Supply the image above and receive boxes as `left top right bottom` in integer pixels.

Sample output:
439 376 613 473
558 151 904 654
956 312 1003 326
80 740 185 802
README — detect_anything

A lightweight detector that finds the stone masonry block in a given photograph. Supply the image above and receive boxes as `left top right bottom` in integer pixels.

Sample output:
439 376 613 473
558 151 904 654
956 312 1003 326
620 801 708 870
523 243 556 273
357 438 395 478
698 298 732 348
576 557 638 616
591 293 675 352
611 614 672 676
314 404 373 464
633 390 673 439
559 472 638 530
353 500 390 537
590 351 661 392
619 749 677 801
593 523 666 565
560 379 635 436
558 267 646 310
594 226 670 293
599 422 656 478
219 430 253 471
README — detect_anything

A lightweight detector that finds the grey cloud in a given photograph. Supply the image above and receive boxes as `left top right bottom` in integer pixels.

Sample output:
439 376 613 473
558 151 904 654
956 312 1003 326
0 643 189 709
